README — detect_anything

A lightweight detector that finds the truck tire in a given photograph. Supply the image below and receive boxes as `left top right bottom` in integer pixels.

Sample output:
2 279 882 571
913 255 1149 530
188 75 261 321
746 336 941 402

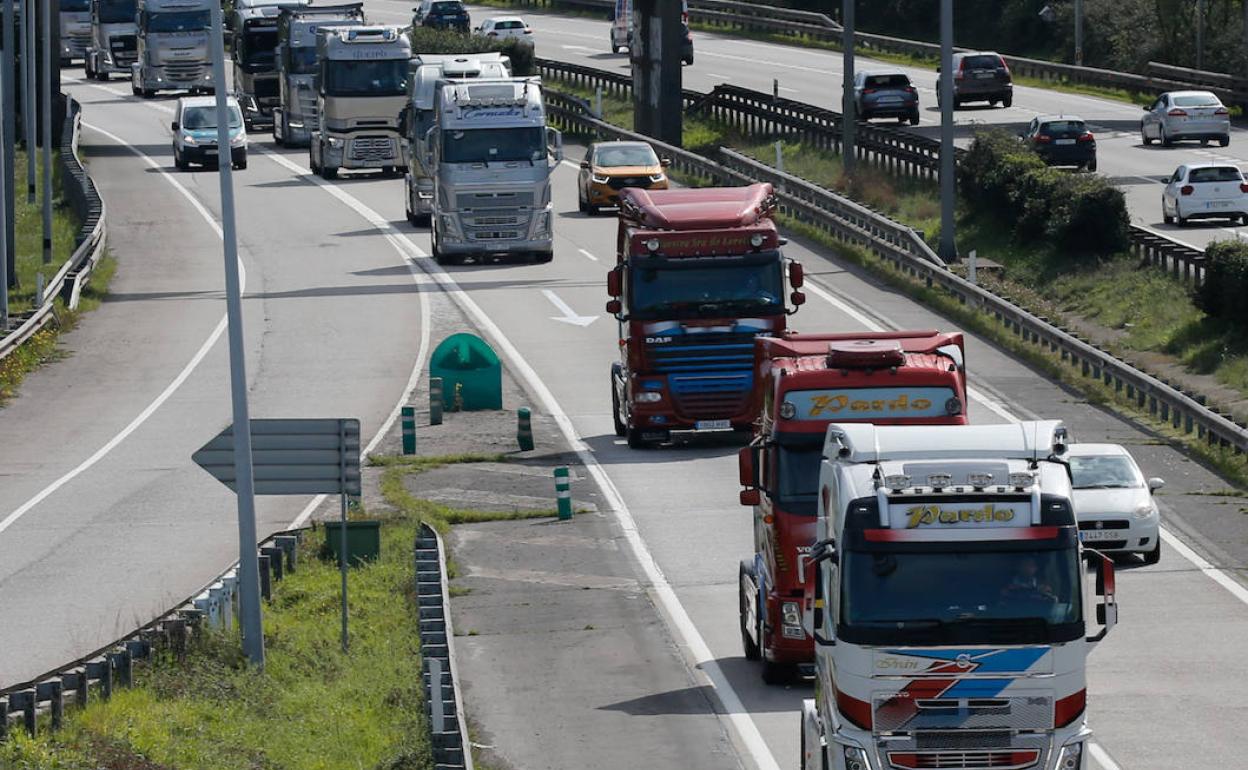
84 57 94 79
739 561 761 661
762 660 795 685
320 164 337 180
611 377 626 437
626 427 651 449
142 88 155 99
532 250 553 264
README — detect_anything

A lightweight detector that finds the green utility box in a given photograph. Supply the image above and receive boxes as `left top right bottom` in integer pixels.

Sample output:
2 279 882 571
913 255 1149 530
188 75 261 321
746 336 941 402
323 520 382 567
429 333 502 411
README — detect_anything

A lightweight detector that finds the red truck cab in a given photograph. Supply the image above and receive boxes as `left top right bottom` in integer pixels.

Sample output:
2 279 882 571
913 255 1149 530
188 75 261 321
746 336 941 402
737 331 969 682
605 183 805 448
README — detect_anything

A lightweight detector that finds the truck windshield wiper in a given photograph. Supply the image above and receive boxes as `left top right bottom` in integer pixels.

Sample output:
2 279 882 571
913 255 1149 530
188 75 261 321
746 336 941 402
854 617 945 629
944 616 1050 631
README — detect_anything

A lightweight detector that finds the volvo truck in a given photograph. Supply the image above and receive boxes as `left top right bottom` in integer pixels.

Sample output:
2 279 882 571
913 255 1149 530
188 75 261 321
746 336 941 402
270 3 364 147
605 183 806 448
401 53 512 225
309 25 410 179
60 0 93 64
231 0 308 129
130 0 213 97
738 331 969 684
84 0 138 80
426 77 562 263
801 420 1117 770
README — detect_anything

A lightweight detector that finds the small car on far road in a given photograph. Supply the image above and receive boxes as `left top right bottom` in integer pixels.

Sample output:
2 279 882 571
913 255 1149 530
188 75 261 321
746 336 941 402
1020 114 1097 171
413 0 470 32
171 96 248 171
937 50 1012 109
1161 163 1248 226
474 16 532 45
1141 90 1231 147
578 140 669 215
1067 443 1164 564
853 68 919 125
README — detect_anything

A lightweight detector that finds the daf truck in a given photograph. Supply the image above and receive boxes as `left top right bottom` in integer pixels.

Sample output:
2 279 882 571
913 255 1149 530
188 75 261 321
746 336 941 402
270 3 365 147
801 420 1118 770
231 0 308 129
400 53 512 225
605 183 806 448
60 0 93 64
425 77 562 263
738 331 969 684
129 0 213 98
84 0 138 80
309 25 411 179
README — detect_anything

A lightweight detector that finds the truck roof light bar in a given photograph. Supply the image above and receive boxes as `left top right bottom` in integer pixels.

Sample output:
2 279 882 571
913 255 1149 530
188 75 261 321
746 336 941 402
1008 472 1036 490
926 473 952 490
966 472 993 489
826 339 906 370
883 474 910 492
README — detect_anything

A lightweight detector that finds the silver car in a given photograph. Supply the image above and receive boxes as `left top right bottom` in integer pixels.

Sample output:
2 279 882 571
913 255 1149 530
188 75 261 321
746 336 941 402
1141 90 1231 147
1067 444 1164 564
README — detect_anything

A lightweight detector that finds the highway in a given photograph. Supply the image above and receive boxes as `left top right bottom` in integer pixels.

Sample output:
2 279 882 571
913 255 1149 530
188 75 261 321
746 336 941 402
1 7 1246 770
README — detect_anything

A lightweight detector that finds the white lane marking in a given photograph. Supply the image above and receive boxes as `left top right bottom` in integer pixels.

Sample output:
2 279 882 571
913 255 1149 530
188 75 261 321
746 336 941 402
560 44 598 53
578 248 599 261
777 86 800 94
1160 527 1248 604
273 168 784 770
0 120 245 536
1089 742 1125 770
542 289 600 327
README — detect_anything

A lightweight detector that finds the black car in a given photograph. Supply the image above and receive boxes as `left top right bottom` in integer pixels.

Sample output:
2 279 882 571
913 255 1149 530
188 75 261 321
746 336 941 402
681 23 693 65
414 0 470 32
1021 115 1097 172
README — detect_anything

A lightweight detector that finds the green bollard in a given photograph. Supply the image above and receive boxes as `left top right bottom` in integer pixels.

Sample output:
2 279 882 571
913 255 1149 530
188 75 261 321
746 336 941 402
429 377 443 426
401 406 416 455
517 407 535 451
555 466 572 521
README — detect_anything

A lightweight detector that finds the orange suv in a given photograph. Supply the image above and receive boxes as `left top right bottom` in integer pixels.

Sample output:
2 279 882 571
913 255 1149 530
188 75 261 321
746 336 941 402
577 140 670 215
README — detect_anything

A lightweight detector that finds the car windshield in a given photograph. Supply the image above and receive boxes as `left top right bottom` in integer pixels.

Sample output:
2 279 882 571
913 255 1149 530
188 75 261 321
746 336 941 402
1069 454 1143 489
628 260 784 319
324 59 407 97
962 54 1002 69
865 74 909 89
594 144 658 167
241 28 278 68
1188 166 1242 183
181 106 244 130
1173 93 1220 107
146 9 209 32
431 1 464 13
840 546 1082 645
61 0 91 11
1040 120 1085 135
288 45 318 74
442 127 546 164
98 0 135 23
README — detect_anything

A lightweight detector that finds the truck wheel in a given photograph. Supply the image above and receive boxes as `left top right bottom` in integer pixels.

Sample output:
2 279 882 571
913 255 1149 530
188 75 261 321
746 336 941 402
762 660 794 686
611 381 626 437
739 561 761 661
626 427 651 449
142 88 155 99
131 83 141 96
1144 539 1161 565
85 57 94 79
320 164 337 180
532 251 553 264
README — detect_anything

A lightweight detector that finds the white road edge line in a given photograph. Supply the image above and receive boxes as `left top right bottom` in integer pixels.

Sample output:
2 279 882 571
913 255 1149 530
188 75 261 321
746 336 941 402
578 248 599 261
0 120 245 537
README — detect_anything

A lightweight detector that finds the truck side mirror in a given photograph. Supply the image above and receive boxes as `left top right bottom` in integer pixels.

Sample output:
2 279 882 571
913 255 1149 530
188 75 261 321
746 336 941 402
605 298 622 315
1083 550 1117 642
547 127 563 162
807 538 837 644
606 266 622 297
738 445 760 488
788 260 804 287
789 291 806 310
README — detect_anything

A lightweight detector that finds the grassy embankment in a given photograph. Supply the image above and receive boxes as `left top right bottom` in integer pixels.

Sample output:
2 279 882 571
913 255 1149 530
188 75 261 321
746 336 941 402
0 454 562 769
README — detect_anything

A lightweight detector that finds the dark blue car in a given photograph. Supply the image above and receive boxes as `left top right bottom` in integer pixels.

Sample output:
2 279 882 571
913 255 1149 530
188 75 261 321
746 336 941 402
414 0 470 32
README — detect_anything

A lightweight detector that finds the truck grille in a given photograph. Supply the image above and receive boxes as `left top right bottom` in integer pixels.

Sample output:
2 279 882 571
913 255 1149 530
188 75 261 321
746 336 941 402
668 373 752 419
164 61 205 82
646 332 757 373
456 191 534 210
888 750 1040 769
468 215 520 227
348 136 396 163
66 32 91 52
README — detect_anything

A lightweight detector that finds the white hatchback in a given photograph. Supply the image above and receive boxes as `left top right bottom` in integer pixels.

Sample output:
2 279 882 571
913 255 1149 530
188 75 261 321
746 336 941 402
1068 444 1164 564
1162 163 1248 226
475 16 532 44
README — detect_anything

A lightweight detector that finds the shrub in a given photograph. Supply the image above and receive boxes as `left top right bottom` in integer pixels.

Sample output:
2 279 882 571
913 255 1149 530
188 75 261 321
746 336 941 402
408 28 536 76
1196 241 1248 330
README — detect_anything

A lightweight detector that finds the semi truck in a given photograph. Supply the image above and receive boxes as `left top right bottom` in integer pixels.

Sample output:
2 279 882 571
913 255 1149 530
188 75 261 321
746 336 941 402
309 25 411 179
84 0 138 80
738 331 970 684
231 0 309 130
801 420 1117 770
425 76 562 263
605 183 806 448
270 3 365 147
129 0 214 98
59 0 93 64
400 53 512 225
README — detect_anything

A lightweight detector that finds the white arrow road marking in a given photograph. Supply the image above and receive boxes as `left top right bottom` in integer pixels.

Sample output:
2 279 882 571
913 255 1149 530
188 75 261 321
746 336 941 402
542 289 599 327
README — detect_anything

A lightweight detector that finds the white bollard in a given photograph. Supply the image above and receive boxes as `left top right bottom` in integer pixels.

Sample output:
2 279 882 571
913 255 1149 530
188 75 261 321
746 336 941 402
968 249 978 286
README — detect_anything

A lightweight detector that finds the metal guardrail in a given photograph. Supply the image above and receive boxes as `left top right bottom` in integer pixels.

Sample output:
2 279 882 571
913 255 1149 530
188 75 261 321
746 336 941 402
0 530 304 738
0 94 108 363
1128 226 1207 287
415 523 474 770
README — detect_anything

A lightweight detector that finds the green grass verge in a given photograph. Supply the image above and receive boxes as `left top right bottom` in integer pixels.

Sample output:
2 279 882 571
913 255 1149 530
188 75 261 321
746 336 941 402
11 147 81 314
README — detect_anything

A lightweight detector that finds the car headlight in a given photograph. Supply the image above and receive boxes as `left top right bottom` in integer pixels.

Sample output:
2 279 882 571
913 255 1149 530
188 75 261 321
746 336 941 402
230 133 246 147
635 391 662 403
782 601 801 625
591 174 610 184
843 745 870 770
1133 502 1156 519
1055 741 1083 770
648 173 665 183
182 135 197 146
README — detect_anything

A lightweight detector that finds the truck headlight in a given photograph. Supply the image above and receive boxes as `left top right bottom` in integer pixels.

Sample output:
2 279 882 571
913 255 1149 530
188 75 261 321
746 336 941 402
1055 742 1083 770
842 745 869 770
1133 502 1156 519
635 392 662 403
532 211 551 240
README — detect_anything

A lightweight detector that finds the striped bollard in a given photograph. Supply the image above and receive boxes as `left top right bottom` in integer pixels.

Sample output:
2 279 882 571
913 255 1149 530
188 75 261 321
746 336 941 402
517 407 534 451
401 406 416 454
555 466 572 521
429 377 443 426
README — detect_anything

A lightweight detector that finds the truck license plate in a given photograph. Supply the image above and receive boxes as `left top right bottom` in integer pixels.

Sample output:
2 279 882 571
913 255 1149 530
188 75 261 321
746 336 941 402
1079 529 1120 542
694 419 731 431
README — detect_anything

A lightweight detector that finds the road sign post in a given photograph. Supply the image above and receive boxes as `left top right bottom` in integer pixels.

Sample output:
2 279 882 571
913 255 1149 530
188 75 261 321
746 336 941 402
939 0 957 262
842 0 855 175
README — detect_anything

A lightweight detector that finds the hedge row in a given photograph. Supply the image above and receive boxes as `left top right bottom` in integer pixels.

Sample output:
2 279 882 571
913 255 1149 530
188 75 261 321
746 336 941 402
1197 240 1248 330
957 130 1130 260
409 28 537 76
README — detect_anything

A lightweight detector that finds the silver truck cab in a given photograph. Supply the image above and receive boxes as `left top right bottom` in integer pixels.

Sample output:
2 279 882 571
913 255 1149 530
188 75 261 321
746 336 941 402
84 0 138 80
129 0 214 97
231 0 309 129
401 53 512 224
60 0 93 64
271 2 365 147
427 77 562 264
308 25 411 179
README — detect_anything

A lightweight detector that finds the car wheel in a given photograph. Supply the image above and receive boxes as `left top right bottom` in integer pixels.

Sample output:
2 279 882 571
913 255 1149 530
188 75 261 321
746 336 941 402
1002 95 1013 108
1142 127 1153 146
1220 135 1231 148
1163 212 1174 225
1162 127 1174 147
1177 214 1188 227
739 562 761 661
586 203 599 216
578 189 588 213
988 98 998 107
611 42 620 54
174 147 188 171
1085 158 1097 173
1144 539 1161 565
235 156 247 170
909 114 920 126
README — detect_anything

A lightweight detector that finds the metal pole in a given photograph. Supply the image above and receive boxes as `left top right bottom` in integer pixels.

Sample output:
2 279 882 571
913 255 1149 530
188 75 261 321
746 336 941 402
0 62 8 329
1073 0 1083 67
3 0 16 289
21 0 33 202
939 0 956 262
1196 0 1205 70
841 0 855 175
338 418 349 654
209 0 264 669
39 0 50 264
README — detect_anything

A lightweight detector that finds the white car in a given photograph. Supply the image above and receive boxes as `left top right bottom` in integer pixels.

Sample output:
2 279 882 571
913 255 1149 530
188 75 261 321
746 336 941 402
1162 163 1248 226
475 16 532 44
1067 443 1164 564
171 96 248 171
1141 90 1230 147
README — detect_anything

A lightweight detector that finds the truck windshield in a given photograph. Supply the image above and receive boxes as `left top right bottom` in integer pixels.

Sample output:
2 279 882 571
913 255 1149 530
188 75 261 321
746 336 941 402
839 546 1082 645
442 127 546 164
776 443 822 514
287 45 318 74
145 10 209 32
324 59 407 97
628 260 784 320
240 28 278 68
98 0 136 23
62 0 91 11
